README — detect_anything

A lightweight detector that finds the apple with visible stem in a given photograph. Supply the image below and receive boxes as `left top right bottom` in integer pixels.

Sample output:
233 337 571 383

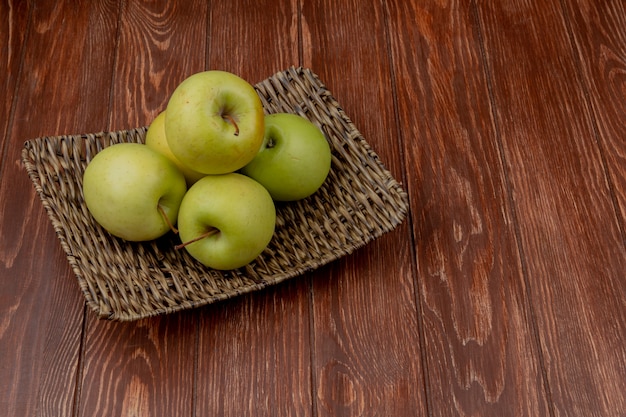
145 110 206 186
240 113 332 201
82 142 187 242
165 70 265 175
176 173 276 270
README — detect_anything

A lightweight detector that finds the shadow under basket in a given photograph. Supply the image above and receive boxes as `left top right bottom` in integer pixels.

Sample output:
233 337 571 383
21 67 409 321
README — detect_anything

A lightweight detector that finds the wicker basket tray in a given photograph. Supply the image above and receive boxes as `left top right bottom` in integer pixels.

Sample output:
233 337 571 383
22 67 409 321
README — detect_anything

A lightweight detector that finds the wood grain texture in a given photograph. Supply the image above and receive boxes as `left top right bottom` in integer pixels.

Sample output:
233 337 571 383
476 0 626 415
0 0 28 160
205 0 299 81
75 1 207 416
301 0 426 415
78 314 196 416
563 0 626 242
385 0 550 415
108 0 209 130
194 1 313 416
196 285 312 416
0 1 119 416
310 238 423 417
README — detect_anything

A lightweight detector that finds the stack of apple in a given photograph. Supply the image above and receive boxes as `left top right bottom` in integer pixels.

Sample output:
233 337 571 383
82 70 331 270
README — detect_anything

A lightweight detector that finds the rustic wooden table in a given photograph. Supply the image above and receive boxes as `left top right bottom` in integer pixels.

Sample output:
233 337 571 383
2 1 625 416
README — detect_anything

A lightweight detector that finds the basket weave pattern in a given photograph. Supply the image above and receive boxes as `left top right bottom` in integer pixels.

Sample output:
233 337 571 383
22 67 409 321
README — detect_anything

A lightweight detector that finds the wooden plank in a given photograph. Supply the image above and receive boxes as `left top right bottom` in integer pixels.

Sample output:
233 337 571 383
75 1 208 416
0 0 28 157
193 1 313 416
107 0 210 129
300 0 427 415
0 1 119 416
78 313 197 416
476 0 626 415
564 0 626 240
195 286 312 416
204 0 300 80
385 0 551 415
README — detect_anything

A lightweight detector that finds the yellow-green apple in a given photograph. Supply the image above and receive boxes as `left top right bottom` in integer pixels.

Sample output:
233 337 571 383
165 70 265 175
82 143 187 241
240 113 332 201
145 110 206 186
176 173 276 270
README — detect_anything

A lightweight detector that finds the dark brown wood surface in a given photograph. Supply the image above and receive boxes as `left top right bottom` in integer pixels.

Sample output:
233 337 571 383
1 1 625 416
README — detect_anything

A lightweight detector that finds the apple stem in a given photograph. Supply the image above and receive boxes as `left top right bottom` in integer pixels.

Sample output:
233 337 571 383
223 114 240 136
175 227 219 250
158 204 178 234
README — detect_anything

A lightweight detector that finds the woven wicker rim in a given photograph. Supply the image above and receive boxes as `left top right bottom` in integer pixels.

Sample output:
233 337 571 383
21 67 409 321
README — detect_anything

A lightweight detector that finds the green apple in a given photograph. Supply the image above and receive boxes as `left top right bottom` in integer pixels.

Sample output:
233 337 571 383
176 173 276 270
240 113 332 201
145 110 206 186
165 70 265 175
82 142 187 242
